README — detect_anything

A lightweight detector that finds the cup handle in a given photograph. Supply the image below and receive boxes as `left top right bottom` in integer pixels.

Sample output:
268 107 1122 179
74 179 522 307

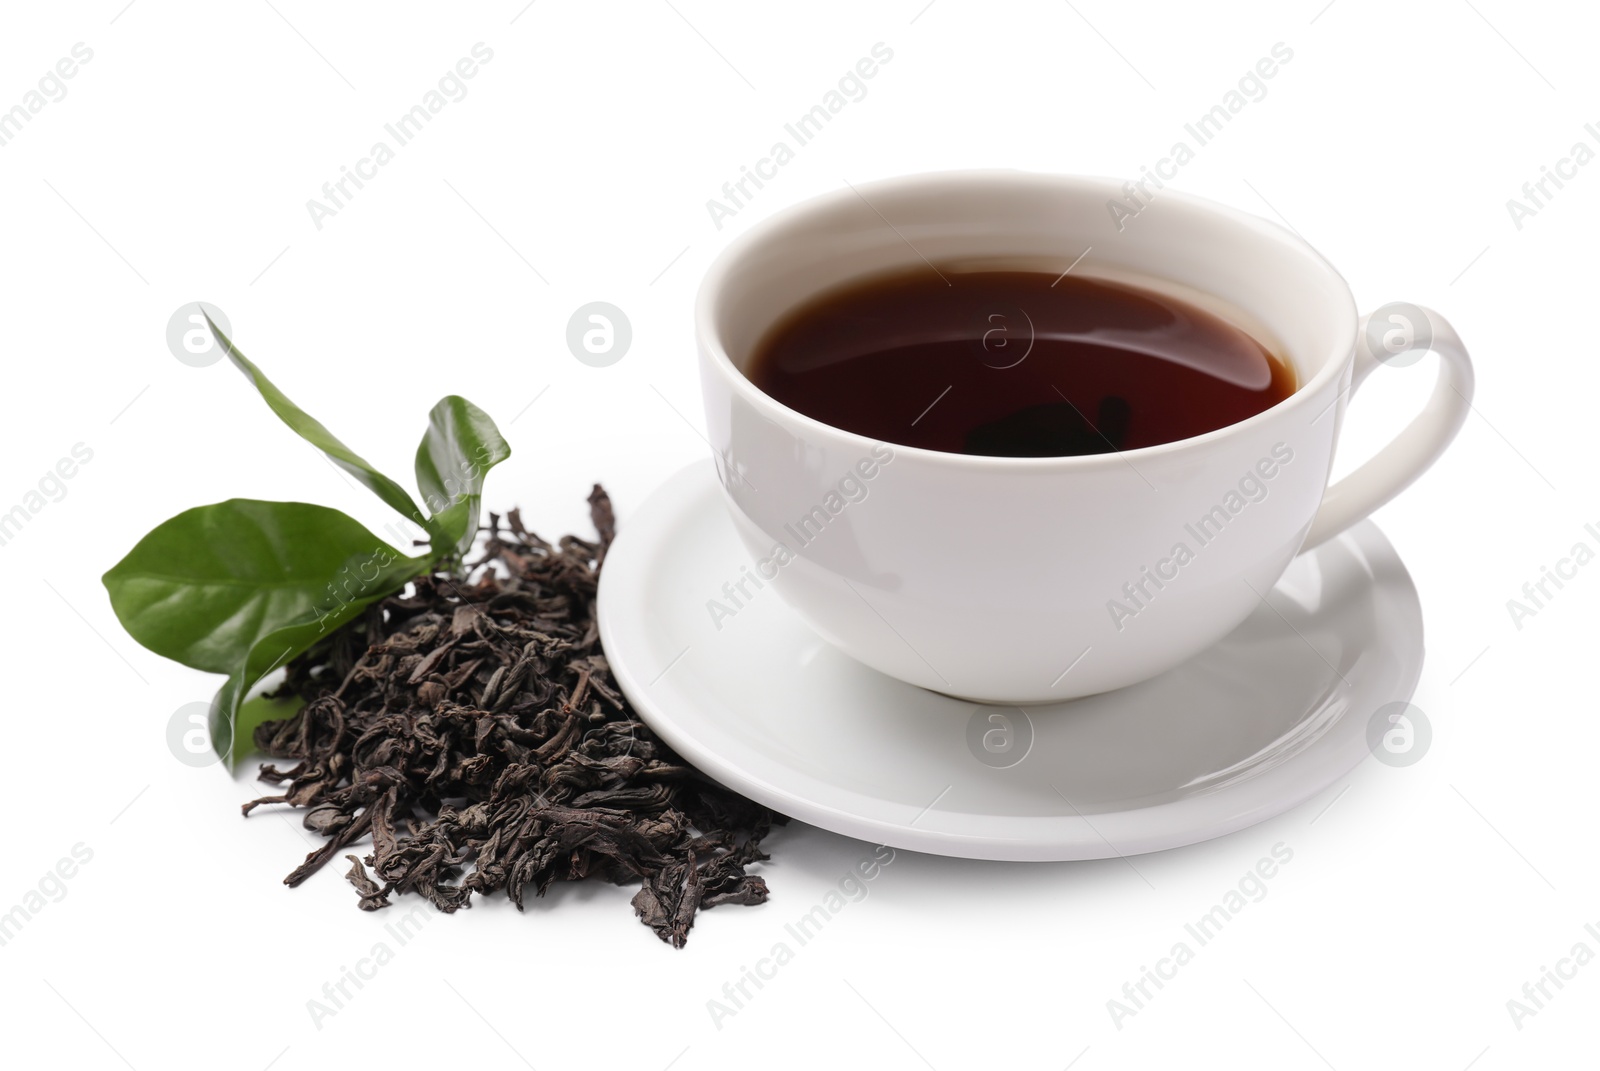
1302 304 1476 549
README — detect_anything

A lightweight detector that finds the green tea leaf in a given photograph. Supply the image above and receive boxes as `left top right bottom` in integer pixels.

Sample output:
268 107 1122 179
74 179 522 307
102 498 429 767
414 395 511 558
102 498 425 673
203 311 439 540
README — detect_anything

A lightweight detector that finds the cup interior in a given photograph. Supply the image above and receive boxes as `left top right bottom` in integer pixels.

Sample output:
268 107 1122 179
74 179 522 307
700 171 1357 417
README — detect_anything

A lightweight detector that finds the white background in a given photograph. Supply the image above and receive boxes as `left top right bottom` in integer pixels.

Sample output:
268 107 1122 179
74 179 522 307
1 1 1594 1068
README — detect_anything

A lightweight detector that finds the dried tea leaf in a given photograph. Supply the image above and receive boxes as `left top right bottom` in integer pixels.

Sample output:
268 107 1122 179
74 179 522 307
243 488 779 945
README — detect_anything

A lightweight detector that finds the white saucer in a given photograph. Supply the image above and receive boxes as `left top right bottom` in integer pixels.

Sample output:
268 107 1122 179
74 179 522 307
598 460 1424 861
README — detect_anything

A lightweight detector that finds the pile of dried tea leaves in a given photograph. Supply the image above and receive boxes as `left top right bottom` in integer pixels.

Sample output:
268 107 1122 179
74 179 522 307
242 487 778 946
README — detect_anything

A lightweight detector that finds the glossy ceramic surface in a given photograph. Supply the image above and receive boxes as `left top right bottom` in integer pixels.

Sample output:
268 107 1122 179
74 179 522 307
695 171 1469 701
598 460 1425 861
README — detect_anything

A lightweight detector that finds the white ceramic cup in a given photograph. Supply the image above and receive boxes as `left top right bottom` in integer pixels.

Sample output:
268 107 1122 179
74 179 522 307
696 170 1473 703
